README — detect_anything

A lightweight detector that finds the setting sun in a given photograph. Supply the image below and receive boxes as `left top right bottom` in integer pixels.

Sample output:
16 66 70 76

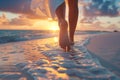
50 26 59 31
48 21 59 31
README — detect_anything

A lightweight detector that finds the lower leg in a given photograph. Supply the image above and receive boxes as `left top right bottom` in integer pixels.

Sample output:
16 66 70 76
68 0 78 43
56 3 70 51
56 3 68 34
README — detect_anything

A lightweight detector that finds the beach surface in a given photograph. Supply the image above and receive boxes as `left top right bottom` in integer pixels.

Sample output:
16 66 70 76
0 30 120 80
86 32 120 77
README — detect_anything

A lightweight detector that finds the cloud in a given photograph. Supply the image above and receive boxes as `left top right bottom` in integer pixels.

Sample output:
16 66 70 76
82 0 120 17
8 16 33 26
0 0 49 19
0 13 58 30
0 0 32 14
0 13 9 24
0 13 32 26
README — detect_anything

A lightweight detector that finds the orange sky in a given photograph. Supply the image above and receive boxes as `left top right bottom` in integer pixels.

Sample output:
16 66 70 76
0 12 120 31
0 12 59 30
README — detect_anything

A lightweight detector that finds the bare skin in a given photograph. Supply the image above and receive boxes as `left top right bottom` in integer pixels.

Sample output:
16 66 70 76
68 0 79 44
56 0 78 51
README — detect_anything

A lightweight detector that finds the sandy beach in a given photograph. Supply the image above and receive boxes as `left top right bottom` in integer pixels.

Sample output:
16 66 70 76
0 31 120 80
86 32 120 77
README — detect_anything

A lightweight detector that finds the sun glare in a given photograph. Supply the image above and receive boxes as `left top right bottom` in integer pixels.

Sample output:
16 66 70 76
50 26 59 31
48 20 59 31
54 37 58 43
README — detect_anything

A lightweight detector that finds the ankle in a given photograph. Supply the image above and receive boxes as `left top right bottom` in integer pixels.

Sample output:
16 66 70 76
70 41 74 45
59 20 68 30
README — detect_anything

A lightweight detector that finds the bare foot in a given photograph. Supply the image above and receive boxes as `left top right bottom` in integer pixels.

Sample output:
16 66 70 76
70 41 74 46
59 20 70 52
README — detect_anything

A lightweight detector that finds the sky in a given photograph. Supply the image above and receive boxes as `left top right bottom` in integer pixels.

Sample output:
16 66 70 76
0 0 120 31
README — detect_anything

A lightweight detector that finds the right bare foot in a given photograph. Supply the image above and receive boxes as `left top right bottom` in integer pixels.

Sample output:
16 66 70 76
59 20 70 52
70 41 74 46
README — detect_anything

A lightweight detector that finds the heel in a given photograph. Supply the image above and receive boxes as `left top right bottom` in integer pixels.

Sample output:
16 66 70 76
63 46 71 52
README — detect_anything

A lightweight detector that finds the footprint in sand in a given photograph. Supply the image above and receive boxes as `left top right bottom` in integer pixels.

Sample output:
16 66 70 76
2 56 9 61
9 51 16 54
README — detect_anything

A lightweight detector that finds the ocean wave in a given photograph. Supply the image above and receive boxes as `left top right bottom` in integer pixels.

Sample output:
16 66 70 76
0 30 57 44
0 35 43 44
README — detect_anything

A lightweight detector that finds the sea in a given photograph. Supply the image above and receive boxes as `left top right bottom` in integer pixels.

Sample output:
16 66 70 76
0 30 103 44
0 30 58 44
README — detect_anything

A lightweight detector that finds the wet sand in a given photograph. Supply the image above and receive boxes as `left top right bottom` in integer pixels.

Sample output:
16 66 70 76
0 38 51 80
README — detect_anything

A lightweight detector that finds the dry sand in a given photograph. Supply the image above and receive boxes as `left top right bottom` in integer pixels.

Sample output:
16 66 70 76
86 32 120 76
